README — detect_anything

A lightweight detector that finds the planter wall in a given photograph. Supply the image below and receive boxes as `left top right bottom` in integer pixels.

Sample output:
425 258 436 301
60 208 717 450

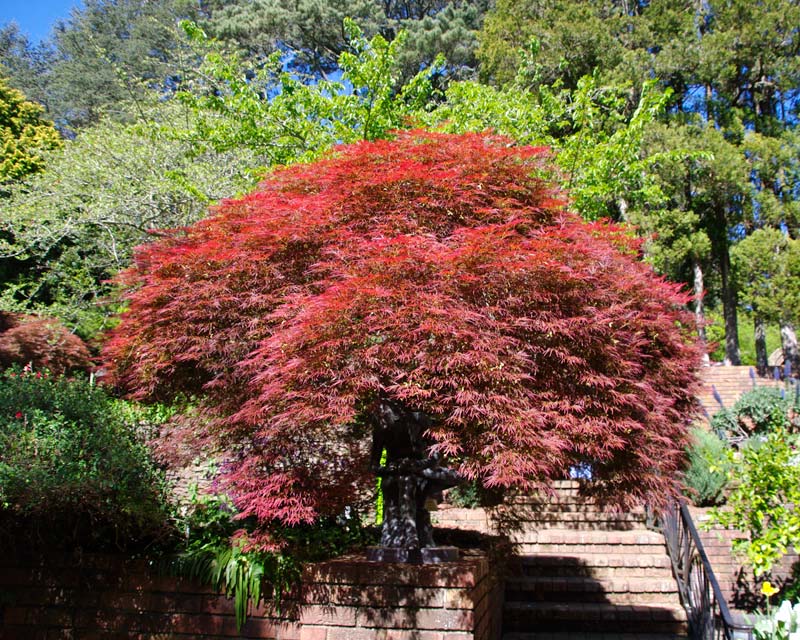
0 550 503 640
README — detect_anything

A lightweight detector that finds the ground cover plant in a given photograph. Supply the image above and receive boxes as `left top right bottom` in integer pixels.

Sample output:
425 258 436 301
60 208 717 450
683 426 732 507
105 131 703 552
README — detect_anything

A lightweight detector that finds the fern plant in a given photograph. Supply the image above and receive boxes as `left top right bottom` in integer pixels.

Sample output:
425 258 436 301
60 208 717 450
167 488 377 630
171 538 299 630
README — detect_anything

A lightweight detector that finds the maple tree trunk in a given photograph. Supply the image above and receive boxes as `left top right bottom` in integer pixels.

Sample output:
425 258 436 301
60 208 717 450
370 399 459 551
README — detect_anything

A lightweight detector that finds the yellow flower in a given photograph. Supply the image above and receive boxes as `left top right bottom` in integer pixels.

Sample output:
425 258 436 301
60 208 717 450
762 581 779 597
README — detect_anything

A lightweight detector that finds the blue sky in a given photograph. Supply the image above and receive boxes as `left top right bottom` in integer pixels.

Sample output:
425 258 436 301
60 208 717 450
0 0 81 43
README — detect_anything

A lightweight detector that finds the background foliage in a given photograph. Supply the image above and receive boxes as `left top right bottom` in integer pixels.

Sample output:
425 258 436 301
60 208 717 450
2 0 800 367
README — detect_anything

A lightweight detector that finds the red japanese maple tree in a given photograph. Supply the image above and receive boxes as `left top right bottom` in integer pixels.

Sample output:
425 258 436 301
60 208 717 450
0 311 92 374
105 131 702 547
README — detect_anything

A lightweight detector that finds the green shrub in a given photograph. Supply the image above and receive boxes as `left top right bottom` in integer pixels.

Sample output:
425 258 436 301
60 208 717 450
0 366 172 549
683 427 731 506
711 385 800 439
708 428 800 576
446 482 482 508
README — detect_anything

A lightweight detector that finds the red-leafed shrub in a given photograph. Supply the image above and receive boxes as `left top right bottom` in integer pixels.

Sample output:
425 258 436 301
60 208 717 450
105 132 702 547
0 312 92 374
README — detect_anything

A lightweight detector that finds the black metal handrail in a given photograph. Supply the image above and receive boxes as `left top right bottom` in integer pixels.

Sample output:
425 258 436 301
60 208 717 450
658 500 754 640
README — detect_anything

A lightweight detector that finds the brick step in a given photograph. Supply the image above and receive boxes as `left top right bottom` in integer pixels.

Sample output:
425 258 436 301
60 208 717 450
510 521 646 532
509 489 638 500
496 506 648 522
508 522 647 533
505 576 682 605
503 633 688 640
511 482 649 500
514 554 674 578
504 502 649 516
516 542 668 556
507 529 664 546
503 601 688 634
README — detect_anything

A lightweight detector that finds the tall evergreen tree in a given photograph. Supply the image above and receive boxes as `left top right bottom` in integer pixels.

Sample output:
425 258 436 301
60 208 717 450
477 0 630 89
0 24 56 114
476 0 800 365
732 228 800 373
199 0 487 79
48 0 201 129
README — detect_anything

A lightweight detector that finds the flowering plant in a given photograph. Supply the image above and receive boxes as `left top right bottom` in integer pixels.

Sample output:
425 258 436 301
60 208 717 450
751 583 800 640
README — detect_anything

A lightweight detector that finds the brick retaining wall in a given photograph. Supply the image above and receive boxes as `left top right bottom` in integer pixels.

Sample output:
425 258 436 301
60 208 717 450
0 550 503 640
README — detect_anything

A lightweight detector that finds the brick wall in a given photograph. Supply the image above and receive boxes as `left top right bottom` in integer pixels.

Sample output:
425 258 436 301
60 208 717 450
431 508 491 535
0 550 502 640
690 507 799 614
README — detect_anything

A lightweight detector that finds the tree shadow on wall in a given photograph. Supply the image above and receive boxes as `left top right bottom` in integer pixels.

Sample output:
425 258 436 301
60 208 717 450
732 559 800 612
300 529 507 639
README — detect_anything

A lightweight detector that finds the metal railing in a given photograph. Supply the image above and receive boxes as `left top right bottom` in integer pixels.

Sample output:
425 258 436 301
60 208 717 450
658 500 754 640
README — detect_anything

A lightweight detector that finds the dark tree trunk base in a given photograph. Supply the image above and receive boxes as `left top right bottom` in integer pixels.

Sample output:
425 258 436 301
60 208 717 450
366 546 460 564
370 398 462 561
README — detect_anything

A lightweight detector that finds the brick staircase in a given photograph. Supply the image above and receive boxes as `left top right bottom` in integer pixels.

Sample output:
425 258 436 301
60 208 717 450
497 481 688 640
696 364 779 419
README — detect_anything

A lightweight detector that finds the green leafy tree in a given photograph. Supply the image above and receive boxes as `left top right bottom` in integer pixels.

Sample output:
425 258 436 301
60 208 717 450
0 23 441 340
176 19 440 162
0 107 260 338
424 76 672 223
0 76 61 185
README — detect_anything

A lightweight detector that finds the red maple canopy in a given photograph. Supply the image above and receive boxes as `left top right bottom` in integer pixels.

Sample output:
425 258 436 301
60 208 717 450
105 131 702 543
